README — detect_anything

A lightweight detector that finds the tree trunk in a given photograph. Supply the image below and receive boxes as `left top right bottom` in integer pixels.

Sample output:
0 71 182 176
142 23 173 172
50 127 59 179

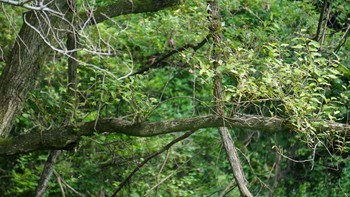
0 1 69 137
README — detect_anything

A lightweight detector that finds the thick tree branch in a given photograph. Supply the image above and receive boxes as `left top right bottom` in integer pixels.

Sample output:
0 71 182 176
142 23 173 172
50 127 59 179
0 114 349 155
79 0 182 25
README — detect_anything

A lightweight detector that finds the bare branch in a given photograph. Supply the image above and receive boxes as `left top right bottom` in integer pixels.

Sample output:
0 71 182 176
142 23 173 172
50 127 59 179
334 23 350 53
34 8 78 195
143 158 192 196
319 0 332 50
53 170 85 197
0 0 64 16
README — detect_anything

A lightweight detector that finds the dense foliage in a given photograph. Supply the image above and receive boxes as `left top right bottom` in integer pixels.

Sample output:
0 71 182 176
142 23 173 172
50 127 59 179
0 0 349 196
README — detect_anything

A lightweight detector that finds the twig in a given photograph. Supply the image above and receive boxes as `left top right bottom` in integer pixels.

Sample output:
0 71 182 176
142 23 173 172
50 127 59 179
156 150 170 196
334 23 350 53
111 130 196 196
54 170 66 197
272 141 320 164
0 46 4 62
144 158 192 196
0 0 64 16
53 170 85 197
219 179 236 197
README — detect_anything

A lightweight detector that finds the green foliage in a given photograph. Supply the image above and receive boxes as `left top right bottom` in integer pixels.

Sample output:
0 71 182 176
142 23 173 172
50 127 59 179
1 0 350 196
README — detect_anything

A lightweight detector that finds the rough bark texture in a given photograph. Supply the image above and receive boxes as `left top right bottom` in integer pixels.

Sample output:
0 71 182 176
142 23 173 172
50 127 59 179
0 1 70 137
0 114 348 155
208 0 252 196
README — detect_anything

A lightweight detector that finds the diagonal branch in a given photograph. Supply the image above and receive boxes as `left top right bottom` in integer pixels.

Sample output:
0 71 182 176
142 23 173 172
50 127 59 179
34 150 61 197
131 35 210 76
334 23 350 53
111 130 196 196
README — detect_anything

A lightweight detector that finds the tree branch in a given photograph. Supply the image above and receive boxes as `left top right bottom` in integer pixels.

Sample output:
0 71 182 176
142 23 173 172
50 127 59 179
131 35 210 76
319 0 332 50
34 150 61 197
0 114 349 155
334 23 350 53
79 0 182 26
111 130 196 196
313 0 328 41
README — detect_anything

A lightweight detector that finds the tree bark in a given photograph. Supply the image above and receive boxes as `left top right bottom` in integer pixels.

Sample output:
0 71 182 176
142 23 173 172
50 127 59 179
0 113 348 155
0 1 70 137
